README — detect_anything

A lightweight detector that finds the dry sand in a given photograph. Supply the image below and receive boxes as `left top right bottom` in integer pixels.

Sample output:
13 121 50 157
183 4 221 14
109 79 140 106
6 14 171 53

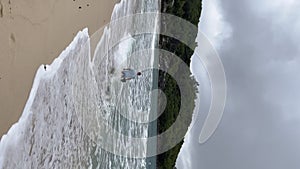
0 0 119 137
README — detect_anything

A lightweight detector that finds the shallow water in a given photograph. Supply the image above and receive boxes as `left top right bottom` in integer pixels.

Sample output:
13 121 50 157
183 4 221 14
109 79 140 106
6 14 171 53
0 0 160 168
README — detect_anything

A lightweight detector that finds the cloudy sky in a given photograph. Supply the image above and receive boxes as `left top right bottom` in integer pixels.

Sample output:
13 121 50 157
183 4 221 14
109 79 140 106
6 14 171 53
177 0 300 168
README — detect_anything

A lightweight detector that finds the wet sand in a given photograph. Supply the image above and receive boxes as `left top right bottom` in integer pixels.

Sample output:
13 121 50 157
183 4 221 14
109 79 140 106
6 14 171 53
0 0 119 137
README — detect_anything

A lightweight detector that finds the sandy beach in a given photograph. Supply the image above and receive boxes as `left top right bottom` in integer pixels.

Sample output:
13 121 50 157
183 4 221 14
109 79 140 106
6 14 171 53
0 0 119 137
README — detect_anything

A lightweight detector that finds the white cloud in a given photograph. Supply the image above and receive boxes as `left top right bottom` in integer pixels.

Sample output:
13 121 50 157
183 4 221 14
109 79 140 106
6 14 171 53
176 0 300 168
199 0 232 50
176 0 231 168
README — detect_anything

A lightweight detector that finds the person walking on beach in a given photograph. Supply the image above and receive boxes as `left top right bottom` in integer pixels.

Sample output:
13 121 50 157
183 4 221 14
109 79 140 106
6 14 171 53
121 68 141 82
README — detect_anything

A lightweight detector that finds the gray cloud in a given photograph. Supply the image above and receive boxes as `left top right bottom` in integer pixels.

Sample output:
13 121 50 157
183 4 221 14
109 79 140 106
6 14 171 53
177 0 300 168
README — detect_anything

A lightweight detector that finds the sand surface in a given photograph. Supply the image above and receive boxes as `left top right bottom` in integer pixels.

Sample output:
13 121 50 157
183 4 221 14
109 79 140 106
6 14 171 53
0 0 119 137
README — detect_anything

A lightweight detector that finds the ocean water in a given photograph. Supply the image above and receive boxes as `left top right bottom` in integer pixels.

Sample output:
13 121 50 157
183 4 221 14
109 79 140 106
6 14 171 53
0 0 160 168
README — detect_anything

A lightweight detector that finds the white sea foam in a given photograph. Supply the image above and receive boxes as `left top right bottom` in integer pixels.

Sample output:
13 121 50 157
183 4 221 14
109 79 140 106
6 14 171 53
0 0 160 168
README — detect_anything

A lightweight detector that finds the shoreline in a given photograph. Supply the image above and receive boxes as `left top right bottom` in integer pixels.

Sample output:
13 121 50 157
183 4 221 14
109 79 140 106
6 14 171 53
0 0 119 137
